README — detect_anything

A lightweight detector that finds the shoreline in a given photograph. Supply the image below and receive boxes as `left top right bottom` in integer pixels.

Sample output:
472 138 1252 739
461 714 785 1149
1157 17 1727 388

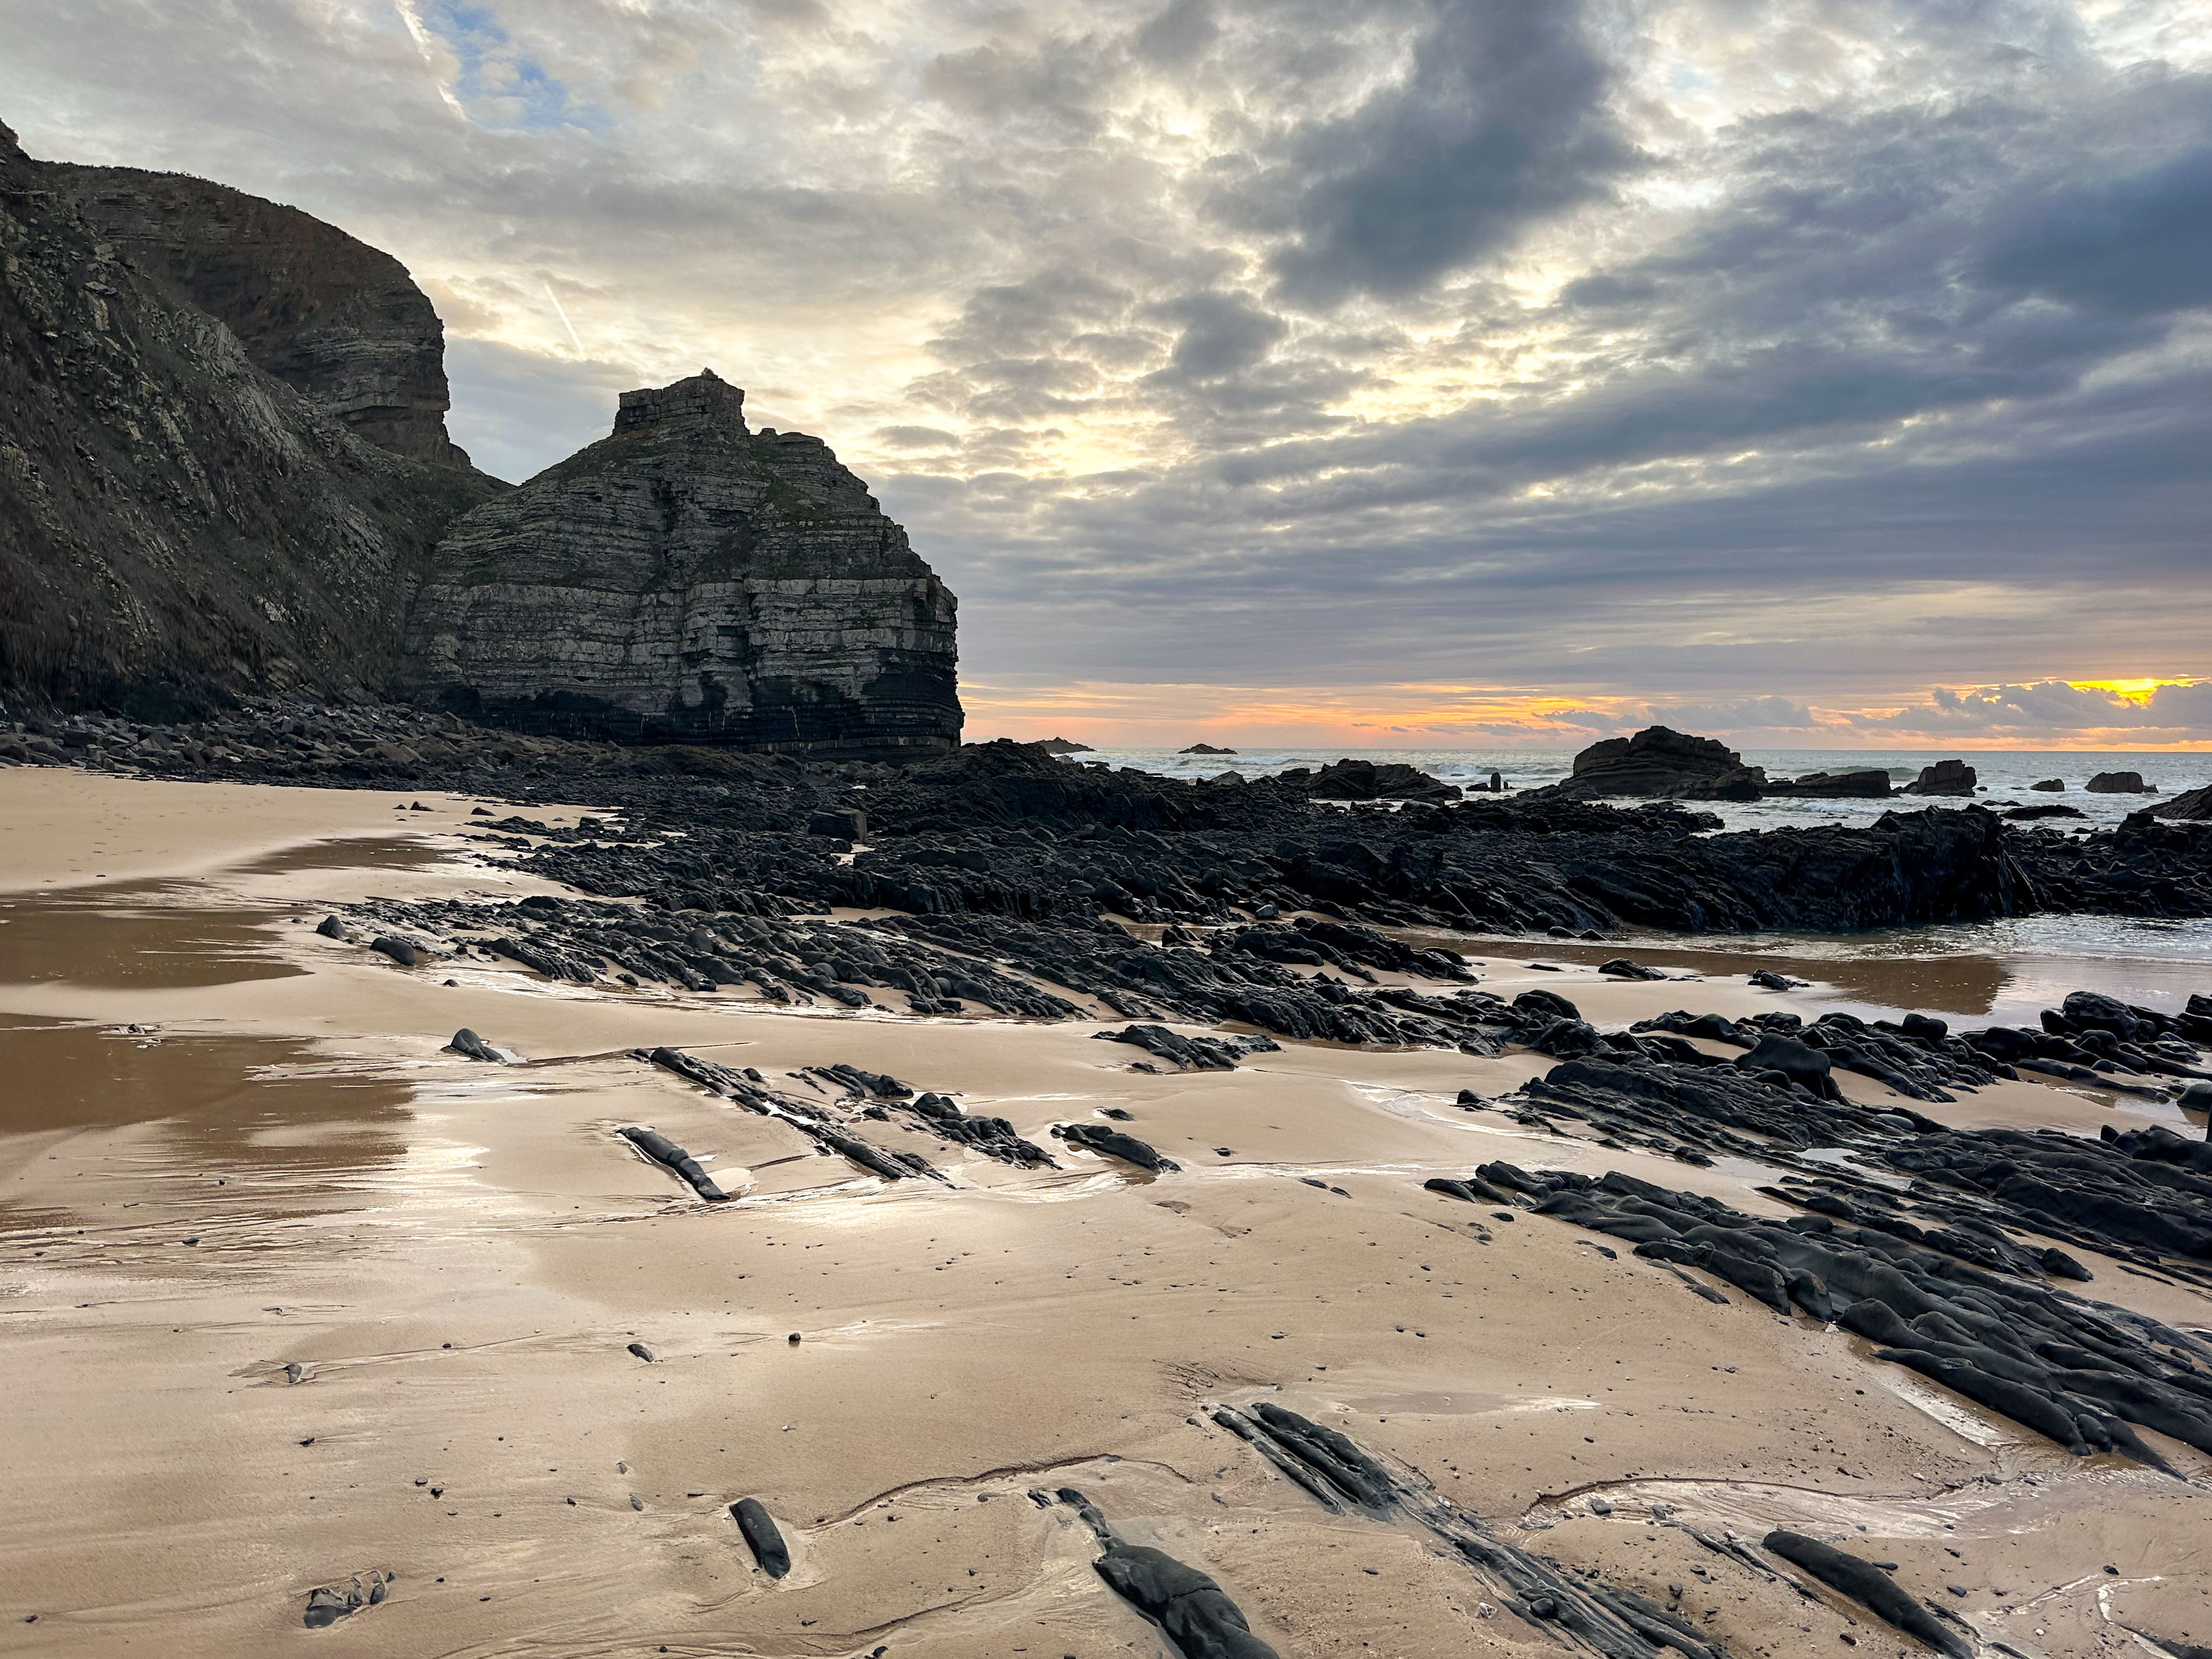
3 765 2210 1657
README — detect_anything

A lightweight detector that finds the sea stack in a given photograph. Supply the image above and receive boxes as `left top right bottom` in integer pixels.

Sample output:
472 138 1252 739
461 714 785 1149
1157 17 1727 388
400 370 961 758
1551 725 1766 800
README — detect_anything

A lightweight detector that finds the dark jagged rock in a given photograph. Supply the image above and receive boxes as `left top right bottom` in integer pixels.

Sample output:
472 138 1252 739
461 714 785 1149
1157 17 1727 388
2087 771 2155 794
894 1091 1056 1166
640 1046 945 1181
1056 1487 1280 1659
807 1063 911 1099
1549 726 1762 801
1295 757 1459 802
730 1498 791 1578
1424 1172 1515 1205
1097 1024 1281 1070
1180 743 1236 755
446 1028 505 1062
1491 1159 2212 1467
1208 1404 1731 1657
2004 802 2086 820
2153 784 2212 821
400 371 960 759
2031 777 2065 791
1760 1533 1967 1658
617 1125 730 1202
1056 1122 1180 1172
0 123 501 719
1763 768 1893 799
1902 759 1977 797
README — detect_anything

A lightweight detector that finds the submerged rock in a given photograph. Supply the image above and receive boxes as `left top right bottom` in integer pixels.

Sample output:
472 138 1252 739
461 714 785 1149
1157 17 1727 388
302 1570 391 1628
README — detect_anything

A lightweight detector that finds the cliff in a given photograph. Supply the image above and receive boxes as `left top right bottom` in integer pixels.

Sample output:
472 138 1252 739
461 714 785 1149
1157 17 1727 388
48 162 473 466
0 120 501 717
399 370 961 759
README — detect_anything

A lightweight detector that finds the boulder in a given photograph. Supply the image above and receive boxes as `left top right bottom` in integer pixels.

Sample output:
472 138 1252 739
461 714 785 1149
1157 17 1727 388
2030 777 2065 792
1901 759 1977 796
1180 743 1236 755
400 371 961 760
2086 771 2155 793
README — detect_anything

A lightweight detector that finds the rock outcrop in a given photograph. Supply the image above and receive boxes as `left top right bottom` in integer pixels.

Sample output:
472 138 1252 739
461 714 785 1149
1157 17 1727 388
399 371 959 759
49 163 475 466
1765 768 1893 799
2087 770 2155 794
2155 784 2212 822
1552 729 1903 804
1902 759 1977 796
1549 726 1764 800
0 120 501 718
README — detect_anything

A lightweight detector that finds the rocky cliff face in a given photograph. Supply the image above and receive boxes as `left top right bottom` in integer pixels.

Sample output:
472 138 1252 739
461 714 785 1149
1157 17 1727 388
0 120 501 717
49 162 473 466
400 370 961 759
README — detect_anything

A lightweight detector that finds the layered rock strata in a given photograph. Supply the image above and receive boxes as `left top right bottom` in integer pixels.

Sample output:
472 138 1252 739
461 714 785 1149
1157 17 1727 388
400 370 961 759
0 121 500 717
50 162 475 465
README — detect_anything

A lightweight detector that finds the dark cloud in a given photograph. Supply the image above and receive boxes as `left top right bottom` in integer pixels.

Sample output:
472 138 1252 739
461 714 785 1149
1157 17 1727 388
1978 142 2212 315
1239 0 1643 303
1148 290 1289 381
1134 0 1219 68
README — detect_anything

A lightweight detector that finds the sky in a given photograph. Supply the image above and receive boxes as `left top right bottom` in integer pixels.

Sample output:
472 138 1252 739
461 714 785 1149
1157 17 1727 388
2 0 2209 750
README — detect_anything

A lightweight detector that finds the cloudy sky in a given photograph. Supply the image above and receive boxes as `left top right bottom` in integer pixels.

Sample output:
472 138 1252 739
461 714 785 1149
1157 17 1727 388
4 0 2209 748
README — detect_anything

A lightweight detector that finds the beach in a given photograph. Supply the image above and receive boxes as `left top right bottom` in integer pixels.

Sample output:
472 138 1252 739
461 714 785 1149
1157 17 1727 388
4 765 2210 1658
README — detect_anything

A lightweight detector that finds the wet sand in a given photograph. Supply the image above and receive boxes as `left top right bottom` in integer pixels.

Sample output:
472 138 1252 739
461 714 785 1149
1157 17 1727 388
2 770 2209 1657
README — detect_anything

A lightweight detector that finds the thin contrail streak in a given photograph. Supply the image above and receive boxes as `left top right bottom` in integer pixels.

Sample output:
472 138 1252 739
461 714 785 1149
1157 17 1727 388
392 1 467 117
543 283 586 356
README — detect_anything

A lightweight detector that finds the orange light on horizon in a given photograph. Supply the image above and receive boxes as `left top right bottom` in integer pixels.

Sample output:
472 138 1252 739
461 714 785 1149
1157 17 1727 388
2065 677 2203 700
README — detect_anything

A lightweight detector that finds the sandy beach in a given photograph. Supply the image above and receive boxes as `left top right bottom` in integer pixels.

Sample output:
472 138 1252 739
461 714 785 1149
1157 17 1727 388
3 767 2209 1659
